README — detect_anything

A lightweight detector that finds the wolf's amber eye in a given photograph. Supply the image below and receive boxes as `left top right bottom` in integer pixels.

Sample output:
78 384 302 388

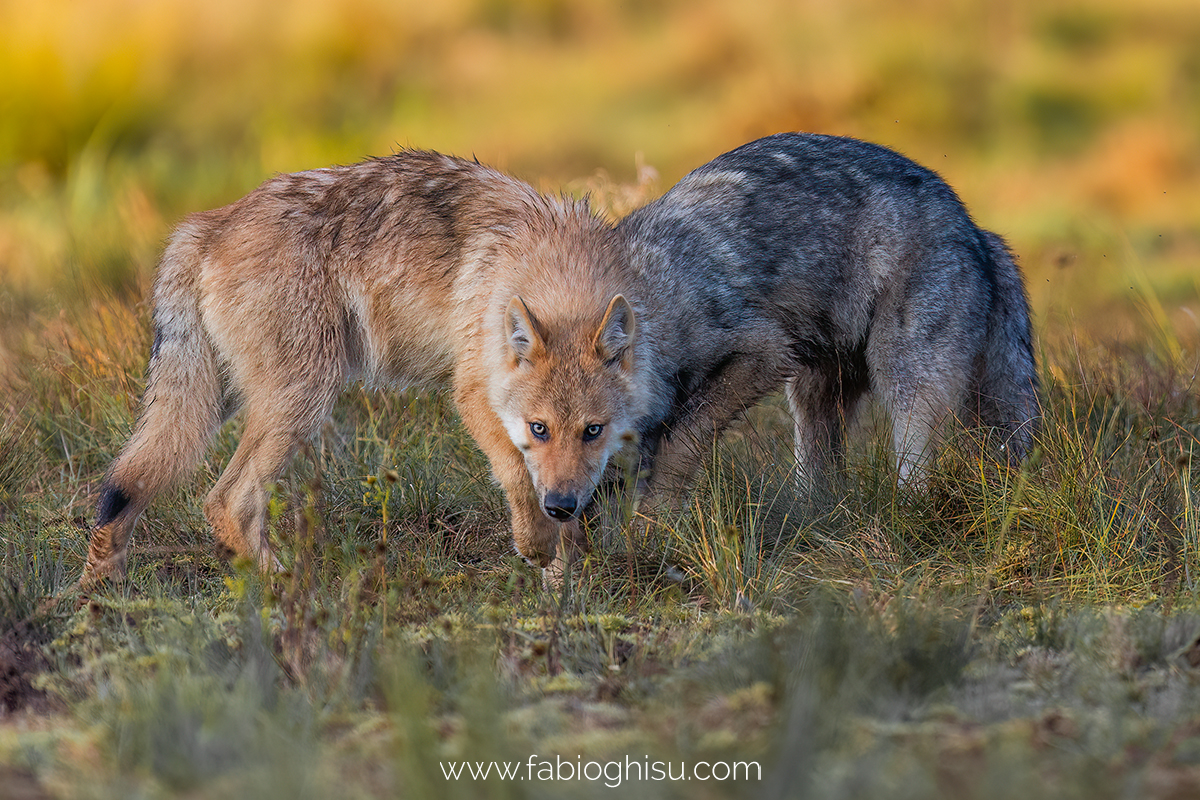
583 424 604 441
529 422 549 440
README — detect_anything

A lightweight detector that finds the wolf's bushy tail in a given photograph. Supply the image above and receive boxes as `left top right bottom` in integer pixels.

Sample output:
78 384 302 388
84 220 226 583
974 230 1041 463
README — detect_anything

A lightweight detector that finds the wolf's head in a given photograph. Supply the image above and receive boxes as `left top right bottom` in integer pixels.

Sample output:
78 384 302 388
495 294 641 523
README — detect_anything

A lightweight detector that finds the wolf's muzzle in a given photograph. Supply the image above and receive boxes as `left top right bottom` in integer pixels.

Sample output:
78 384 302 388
542 492 579 521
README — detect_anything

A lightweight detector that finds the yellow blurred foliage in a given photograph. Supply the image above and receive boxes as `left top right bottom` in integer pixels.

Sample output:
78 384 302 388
0 0 1198 346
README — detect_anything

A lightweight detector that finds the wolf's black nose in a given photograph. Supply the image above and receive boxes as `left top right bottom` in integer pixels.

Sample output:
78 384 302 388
543 493 578 520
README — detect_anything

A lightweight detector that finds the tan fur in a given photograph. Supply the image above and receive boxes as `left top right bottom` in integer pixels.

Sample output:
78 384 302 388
85 150 643 584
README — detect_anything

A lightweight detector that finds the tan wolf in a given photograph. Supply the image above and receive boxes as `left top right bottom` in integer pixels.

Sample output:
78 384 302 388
84 150 647 584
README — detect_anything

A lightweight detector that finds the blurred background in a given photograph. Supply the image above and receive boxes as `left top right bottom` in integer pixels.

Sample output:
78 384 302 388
1 0 1198 349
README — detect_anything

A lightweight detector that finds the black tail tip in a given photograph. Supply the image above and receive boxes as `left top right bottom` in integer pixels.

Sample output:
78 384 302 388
95 484 131 528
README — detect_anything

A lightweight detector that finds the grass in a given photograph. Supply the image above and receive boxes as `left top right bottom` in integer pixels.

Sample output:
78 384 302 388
2 0 1200 797
2 277 1198 798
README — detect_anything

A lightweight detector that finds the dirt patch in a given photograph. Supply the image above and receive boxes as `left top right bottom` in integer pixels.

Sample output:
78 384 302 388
0 765 53 800
0 628 55 716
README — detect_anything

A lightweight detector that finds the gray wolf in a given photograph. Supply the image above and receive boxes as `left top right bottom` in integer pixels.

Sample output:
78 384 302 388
85 150 647 583
615 132 1040 510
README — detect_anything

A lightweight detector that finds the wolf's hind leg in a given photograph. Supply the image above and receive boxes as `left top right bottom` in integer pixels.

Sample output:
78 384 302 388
203 389 336 571
866 250 986 484
785 364 867 494
869 345 971 485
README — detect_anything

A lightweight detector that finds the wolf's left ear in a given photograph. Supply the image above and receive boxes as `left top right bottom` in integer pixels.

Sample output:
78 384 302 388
594 295 637 369
506 296 546 365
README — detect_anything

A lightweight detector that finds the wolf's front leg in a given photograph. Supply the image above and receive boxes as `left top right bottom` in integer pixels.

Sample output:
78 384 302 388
503 474 586 568
643 352 784 512
454 384 579 569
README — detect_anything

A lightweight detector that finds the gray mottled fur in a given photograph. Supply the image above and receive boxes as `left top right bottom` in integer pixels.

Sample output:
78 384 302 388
617 132 1040 499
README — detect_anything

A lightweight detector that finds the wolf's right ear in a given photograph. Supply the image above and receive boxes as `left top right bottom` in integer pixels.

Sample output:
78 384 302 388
505 296 547 365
